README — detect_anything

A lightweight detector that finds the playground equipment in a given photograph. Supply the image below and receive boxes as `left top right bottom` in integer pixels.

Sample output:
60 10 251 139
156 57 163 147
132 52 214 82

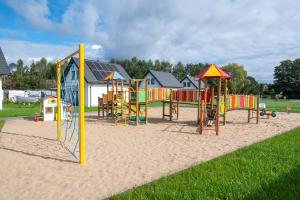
98 64 260 136
259 103 276 119
98 72 149 126
196 64 260 135
56 44 85 165
33 96 57 122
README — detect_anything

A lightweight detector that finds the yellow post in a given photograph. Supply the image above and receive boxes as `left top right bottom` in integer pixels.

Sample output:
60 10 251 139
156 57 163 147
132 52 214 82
79 44 85 165
56 60 61 141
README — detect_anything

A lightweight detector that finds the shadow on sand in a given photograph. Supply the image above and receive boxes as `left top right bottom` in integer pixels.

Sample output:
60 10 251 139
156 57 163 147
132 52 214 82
0 131 78 163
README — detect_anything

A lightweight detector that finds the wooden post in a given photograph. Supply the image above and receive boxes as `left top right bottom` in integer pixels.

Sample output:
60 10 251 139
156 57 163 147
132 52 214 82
112 79 115 117
162 100 165 120
106 80 109 118
211 87 214 110
203 79 207 127
223 79 227 125
197 80 202 124
169 89 173 121
199 100 204 134
248 108 251 123
129 81 132 120
145 79 148 124
176 101 179 120
256 96 259 124
216 78 221 135
116 79 118 93
136 80 139 126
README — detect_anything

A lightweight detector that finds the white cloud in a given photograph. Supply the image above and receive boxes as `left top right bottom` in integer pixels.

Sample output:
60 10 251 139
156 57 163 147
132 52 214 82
0 39 104 65
3 0 300 82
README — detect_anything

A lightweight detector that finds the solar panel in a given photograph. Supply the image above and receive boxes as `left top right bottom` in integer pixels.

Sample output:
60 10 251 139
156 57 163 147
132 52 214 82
85 59 128 81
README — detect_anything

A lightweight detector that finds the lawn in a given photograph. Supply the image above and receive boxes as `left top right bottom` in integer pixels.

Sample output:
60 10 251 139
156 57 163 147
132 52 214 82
111 127 300 200
264 99 300 113
0 99 298 118
0 103 40 118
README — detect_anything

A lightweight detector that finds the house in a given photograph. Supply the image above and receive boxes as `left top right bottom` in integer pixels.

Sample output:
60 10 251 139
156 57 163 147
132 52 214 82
0 47 11 76
63 58 131 107
180 75 204 89
140 70 183 88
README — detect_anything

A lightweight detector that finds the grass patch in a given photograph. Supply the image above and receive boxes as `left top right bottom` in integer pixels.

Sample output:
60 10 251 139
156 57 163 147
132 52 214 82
0 103 40 118
111 127 300 200
265 100 300 113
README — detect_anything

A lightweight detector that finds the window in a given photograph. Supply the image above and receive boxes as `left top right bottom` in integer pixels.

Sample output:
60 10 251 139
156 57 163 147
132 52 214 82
71 71 76 80
183 82 186 87
187 82 191 87
151 78 155 85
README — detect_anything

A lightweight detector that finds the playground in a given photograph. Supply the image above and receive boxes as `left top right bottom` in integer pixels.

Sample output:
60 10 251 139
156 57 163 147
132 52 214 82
0 107 300 199
1 45 300 199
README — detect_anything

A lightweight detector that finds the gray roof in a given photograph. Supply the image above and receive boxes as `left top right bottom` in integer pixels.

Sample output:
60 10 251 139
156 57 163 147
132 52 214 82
0 47 11 75
65 58 131 84
180 75 199 88
145 70 183 88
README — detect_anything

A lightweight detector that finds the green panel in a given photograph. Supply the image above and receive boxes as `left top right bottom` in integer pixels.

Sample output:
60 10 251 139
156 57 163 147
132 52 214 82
138 90 146 102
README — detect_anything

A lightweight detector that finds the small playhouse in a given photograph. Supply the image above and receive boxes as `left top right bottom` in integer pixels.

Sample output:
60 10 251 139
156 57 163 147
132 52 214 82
34 96 57 121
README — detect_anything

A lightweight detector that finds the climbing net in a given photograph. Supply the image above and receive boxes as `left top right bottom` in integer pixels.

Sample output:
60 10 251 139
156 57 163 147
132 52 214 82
59 60 80 158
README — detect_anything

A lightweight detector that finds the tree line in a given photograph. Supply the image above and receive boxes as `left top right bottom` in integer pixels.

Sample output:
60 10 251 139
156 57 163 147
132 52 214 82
9 58 56 89
8 56 300 99
111 57 260 95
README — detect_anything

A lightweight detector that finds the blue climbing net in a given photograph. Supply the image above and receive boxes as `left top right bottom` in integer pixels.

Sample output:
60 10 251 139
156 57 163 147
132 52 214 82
60 61 80 158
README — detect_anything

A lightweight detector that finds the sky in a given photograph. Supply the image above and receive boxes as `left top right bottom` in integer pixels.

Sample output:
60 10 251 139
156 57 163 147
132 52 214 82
0 0 300 83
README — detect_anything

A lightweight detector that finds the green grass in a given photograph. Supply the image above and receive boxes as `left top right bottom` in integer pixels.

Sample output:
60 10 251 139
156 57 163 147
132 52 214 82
150 99 300 112
0 103 40 118
111 127 300 200
264 100 300 113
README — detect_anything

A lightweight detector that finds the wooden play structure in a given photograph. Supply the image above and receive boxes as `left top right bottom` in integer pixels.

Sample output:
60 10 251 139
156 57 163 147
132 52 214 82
98 71 149 126
196 64 260 135
98 64 260 135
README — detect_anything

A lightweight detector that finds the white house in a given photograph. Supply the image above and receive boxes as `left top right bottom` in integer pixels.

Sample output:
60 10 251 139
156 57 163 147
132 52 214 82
63 58 131 107
180 75 204 89
140 70 183 88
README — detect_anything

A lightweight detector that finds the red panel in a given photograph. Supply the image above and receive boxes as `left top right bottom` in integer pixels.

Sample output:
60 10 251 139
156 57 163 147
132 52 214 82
182 90 187 102
240 95 245 108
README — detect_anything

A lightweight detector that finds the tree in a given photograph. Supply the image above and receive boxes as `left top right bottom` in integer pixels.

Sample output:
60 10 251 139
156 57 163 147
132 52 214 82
223 63 259 94
273 59 300 98
172 61 186 80
185 63 208 76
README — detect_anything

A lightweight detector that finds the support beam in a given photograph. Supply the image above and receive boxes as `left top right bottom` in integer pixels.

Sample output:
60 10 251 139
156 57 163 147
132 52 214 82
216 78 221 135
145 79 148 124
256 96 260 124
223 79 228 125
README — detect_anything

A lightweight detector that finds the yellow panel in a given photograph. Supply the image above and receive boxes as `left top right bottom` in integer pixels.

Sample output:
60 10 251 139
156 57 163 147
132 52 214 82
204 64 222 77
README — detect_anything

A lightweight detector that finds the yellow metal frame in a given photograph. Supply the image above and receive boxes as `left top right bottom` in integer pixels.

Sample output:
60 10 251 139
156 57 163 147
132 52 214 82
56 44 85 165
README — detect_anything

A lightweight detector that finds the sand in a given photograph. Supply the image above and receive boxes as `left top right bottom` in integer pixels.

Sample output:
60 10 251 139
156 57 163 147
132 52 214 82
0 107 300 200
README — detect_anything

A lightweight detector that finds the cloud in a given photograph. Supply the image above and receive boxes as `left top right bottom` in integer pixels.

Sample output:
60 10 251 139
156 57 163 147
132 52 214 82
0 39 103 65
3 0 300 82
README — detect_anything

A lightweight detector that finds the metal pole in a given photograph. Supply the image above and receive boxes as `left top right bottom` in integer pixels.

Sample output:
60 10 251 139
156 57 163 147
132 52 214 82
79 44 85 165
56 60 61 141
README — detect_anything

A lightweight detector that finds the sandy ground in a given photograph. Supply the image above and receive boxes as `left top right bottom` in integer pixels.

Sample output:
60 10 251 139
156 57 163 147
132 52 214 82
0 107 300 200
